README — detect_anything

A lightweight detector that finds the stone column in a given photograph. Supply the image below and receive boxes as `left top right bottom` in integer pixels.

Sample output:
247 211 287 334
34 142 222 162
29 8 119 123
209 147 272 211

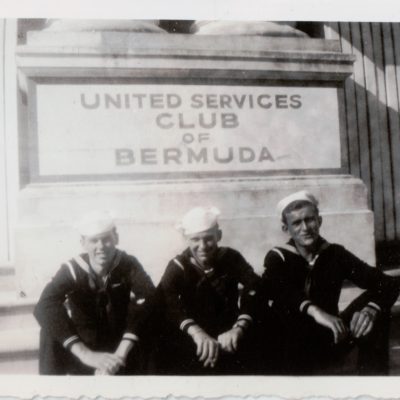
0 20 18 269
16 24 363 298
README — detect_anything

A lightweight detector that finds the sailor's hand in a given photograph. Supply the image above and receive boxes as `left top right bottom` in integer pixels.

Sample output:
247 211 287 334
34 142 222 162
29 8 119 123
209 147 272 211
114 338 136 370
188 325 219 368
81 350 124 374
308 305 348 344
218 327 244 353
350 306 378 338
94 368 111 375
70 342 125 373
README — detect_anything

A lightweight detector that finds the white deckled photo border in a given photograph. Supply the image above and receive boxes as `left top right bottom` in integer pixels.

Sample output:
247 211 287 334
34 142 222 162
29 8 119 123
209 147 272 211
1 0 400 399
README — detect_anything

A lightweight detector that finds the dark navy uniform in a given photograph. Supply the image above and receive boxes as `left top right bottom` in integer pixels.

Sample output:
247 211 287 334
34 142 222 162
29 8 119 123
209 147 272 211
262 237 399 374
156 247 262 374
34 249 155 375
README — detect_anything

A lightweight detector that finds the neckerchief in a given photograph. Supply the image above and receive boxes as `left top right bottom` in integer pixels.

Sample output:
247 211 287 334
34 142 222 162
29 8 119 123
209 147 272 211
280 237 331 297
188 247 229 299
80 250 123 336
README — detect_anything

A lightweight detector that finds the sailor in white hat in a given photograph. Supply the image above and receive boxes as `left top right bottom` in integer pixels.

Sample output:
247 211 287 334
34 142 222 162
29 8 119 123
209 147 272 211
157 206 261 374
261 190 399 374
176 206 222 267
277 190 322 253
76 209 116 237
75 210 119 276
75 211 122 277
277 190 319 222
34 210 155 375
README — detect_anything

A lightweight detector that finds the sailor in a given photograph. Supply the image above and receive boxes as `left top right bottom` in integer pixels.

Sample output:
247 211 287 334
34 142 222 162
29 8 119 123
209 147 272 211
156 206 262 374
34 210 156 375
262 190 399 374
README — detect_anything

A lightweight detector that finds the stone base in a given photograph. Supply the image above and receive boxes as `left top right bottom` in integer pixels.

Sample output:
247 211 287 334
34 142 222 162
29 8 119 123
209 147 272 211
15 174 374 296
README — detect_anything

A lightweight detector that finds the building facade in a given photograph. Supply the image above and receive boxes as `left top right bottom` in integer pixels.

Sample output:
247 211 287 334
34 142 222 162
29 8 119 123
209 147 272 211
0 19 399 372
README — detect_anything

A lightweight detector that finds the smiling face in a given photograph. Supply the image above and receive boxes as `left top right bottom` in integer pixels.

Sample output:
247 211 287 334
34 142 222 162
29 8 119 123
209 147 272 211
81 229 119 274
282 203 322 250
185 225 222 267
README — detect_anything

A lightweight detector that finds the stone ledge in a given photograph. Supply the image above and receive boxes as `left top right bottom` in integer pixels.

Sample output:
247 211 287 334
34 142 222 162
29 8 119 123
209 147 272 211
339 268 400 311
0 265 15 276
0 292 38 330
0 291 37 311
0 327 39 357
17 175 369 222
24 32 342 53
16 33 355 84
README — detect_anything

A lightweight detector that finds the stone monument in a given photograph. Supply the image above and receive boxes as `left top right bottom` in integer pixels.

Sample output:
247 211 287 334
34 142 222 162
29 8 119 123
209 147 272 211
15 20 367 298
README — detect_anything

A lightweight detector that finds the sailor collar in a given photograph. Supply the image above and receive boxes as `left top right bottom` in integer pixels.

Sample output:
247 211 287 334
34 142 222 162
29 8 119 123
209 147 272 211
278 237 331 267
72 249 123 285
188 247 228 276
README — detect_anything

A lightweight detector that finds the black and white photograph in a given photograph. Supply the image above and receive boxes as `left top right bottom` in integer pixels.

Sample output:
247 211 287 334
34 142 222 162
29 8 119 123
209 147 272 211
1 0 400 398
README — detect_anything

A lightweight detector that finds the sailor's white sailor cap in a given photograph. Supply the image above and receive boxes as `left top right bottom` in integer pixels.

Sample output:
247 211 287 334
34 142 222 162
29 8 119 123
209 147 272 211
176 206 221 236
76 210 116 237
277 190 319 216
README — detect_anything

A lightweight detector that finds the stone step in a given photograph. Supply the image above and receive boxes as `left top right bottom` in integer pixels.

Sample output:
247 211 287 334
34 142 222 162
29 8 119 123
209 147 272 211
0 266 15 291
0 292 39 374
0 291 38 330
0 326 39 374
0 326 39 358
0 269 396 375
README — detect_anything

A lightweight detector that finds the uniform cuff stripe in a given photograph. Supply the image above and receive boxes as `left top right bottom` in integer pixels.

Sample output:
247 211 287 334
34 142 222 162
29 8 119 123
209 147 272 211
63 335 80 348
180 319 196 331
300 300 312 312
237 314 253 323
367 302 381 312
123 333 140 342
